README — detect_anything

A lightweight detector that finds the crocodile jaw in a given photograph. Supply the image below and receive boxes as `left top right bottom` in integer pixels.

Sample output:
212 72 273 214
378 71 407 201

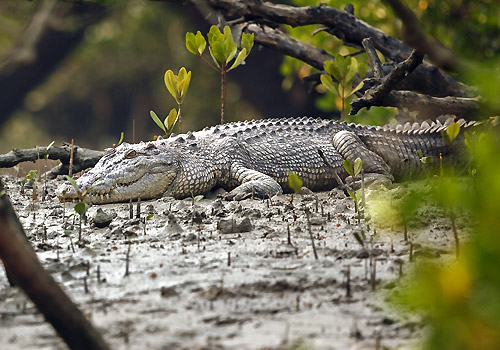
58 168 178 204
57 141 180 204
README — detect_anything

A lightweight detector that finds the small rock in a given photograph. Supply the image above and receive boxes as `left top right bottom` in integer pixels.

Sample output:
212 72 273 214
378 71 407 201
192 210 205 224
160 286 179 298
92 208 117 228
184 232 197 241
300 186 314 195
49 206 64 217
162 214 183 235
217 217 253 234
109 227 123 236
309 215 326 226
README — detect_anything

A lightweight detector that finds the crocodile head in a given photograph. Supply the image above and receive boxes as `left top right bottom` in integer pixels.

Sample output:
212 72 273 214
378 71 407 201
57 141 180 204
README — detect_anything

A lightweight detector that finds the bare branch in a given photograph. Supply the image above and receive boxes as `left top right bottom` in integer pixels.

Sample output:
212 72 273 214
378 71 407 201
368 91 479 119
0 145 104 175
350 49 425 115
160 0 466 98
362 38 384 79
246 24 333 71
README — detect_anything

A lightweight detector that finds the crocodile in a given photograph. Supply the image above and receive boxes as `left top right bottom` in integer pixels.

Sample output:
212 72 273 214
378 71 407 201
57 117 474 204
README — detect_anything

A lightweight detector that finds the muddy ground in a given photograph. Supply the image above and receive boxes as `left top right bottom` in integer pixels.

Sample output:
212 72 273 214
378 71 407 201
0 174 465 350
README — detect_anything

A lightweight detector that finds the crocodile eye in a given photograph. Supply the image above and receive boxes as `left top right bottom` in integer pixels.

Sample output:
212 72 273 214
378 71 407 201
125 150 137 159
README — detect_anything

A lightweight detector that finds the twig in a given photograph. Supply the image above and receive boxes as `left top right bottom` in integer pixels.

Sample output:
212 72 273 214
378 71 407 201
306 210 318 260
68 139 75 177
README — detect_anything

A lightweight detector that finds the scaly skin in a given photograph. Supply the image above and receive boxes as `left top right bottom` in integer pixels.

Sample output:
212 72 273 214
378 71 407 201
57 117 474 203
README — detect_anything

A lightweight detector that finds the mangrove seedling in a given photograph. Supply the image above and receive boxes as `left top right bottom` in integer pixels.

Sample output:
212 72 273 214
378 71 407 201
163 67 191 133
344 157 363 223
321 54 365 120
150 108 178 138
64 175 93 241
287 170 303 195
114 132 124 148
186 25 254 124
22 169 38 202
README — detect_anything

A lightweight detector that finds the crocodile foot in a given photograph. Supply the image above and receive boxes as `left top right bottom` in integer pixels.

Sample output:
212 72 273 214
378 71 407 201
223 180 283 201
346 172 393 190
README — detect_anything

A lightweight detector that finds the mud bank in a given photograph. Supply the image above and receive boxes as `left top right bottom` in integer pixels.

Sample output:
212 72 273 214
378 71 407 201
0 175 463 350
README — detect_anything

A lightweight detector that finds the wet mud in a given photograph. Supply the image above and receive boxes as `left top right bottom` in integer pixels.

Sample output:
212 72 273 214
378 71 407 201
0 175 464 350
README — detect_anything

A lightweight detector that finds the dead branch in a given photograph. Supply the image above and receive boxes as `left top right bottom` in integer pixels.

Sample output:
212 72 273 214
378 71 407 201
350 38 424 115
0 145 104 176
365 91 479 119
161 0 466 98
246 24 333 71
0 179 110 350
350 38 478 118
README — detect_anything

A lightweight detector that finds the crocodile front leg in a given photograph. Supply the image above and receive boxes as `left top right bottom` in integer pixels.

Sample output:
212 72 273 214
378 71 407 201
224 165 283 201
332 130 394 187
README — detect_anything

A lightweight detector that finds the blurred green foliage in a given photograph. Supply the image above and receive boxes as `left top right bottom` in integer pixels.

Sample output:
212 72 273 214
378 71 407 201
368 123 500 349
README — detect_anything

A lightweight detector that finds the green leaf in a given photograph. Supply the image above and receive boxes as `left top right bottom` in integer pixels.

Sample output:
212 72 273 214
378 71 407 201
446 122 460 143
0 190 5 197
324 60 342 82
350 80 365 96
146 213 154 221
186 32 199 55
241 32 254 54
345 56 358 83
223 26 237 63
335 54 348 77
150 110 166 134
180 71 191 100
340 80 352 99
178 67 187 81
353 157 362 177
211 41 226 66
208 25 222 46
74 201 88 215
320 74 339 96
164 70 178 100
193 195 204 203
195 31 206 55
208 46 222 69
116 131 124 147
287 170 303 194
26 170 38 180
343 159 354 176
165 108 178 132
347 189 356 201
228 48 247 71
420 156 431 164
64 175 80 193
